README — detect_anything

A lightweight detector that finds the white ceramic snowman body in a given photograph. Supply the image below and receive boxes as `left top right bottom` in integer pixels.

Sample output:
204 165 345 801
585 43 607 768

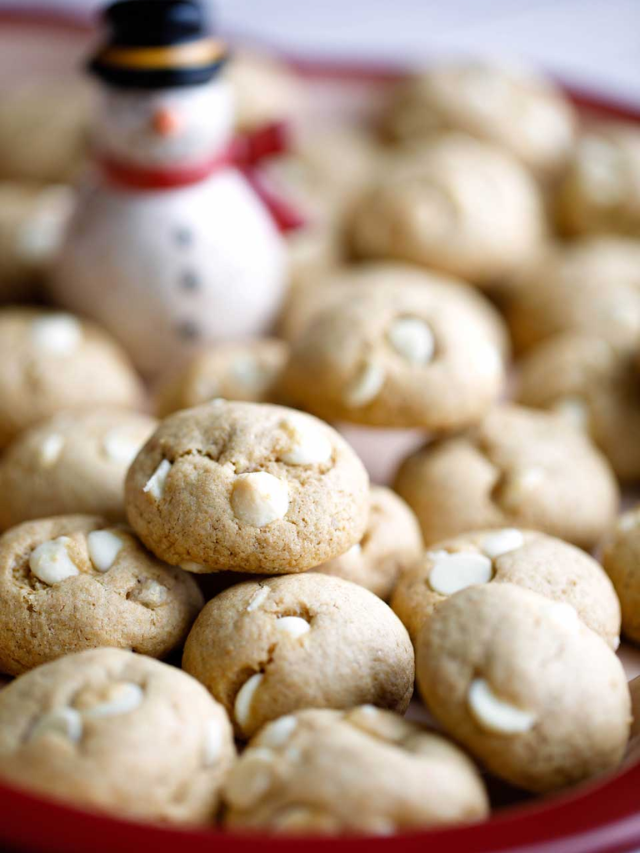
52 77 287 377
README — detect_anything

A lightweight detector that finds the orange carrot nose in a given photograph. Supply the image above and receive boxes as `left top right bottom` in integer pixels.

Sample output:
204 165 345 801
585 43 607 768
151 107 181 137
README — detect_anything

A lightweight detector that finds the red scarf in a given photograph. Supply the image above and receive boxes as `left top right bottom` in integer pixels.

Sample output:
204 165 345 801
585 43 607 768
98 121 304 233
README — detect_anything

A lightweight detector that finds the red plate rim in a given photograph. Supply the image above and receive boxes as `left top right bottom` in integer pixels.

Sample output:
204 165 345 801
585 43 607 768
0 6 640 853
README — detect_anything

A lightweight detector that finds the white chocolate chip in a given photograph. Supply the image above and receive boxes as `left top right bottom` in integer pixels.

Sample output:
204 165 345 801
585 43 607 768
231 472 289 527
428 551 493 595
82 682 144 719
87 530 124 573
18 185 74 262
276 616 310 638
39 433 65 467
203 719 224 766
344 360 385 408
30 314 82 355
577 136 625 205
234 673 264 729
260 715 298 748
247 586 271 612
224 747 275 809
102 428 146 465
143 459 172 500
481 528 524 559
387 316 435 365
129 578 168 609
280 418 332 466
29 536 80 586
546 601 580 631
618 513 639 532
230 354 271 391
468 678 536 735
30 707 83 743
552 397 589 431
181 561 206 572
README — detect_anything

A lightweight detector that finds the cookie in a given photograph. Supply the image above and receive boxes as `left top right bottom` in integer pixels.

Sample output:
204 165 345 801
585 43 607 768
0 308 144 449
155 339 289 417
557 124 640 237
394 404 619 550
0 648 234 823
350 134 546 288
627 675 640 763
602 508 640 644
226 50 301 133
278 272 506 429
0 409 157 530
0 184 74 303
0 515 204 676
518 333 640 481
223 706 488 834
0 80 90 183
182 572 414 739
416 584 630 792
125 400 369 574
505 237 640 353
391 528 620 648
317 486 423 600
383 60 576 180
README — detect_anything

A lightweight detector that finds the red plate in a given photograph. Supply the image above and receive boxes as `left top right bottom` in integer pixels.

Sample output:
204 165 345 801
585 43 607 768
1 7 640 853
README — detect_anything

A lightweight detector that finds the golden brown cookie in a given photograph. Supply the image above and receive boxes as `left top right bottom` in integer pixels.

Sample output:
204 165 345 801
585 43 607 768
0 308 144 449
183 572 414 739
126 400 369 574
557 124 640 237
0 409 157 530
350 134 546 288
394 404 619 550
0 515 203 676
223 706 488 834
278 272 506 429
0 648 235 823
518 333 640 481
155 339 289 417
0 80 90 183
391 528 620 647
383 60 576 180
505 237 640 353
603 508 640 644
317 486 423 599
416 584 630 792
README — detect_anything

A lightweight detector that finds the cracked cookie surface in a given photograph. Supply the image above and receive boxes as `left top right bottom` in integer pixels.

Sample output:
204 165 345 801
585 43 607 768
223 706 488 834
125 400 369 573
182 572 414 739
0 648 235 823
394 404 619 550
416 583 630 793
0 515 203 675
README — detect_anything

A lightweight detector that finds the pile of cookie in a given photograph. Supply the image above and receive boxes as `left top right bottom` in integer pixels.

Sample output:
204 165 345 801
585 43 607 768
0 54 640 838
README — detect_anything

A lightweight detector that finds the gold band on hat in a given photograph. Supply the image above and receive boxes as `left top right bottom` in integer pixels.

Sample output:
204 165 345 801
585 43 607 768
97 37 226 71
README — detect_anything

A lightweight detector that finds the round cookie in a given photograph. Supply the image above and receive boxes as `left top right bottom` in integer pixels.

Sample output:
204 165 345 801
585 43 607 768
394 404 619 550
518 332 640 481
317 486 423 600
383 60 576 180
0 515 204 676
0 308 144 449
155 339 289 417
505 237 640 353
278 274 506 430
603 507 640 644
0 409 157 530
350 134 546 288
557 124 640 237
0 80 90 184
182 572 414 739
224 706 488 834
0 648 235 823
391 528 620 648
416 583 630 793
0 184 74 303
125 400 369 574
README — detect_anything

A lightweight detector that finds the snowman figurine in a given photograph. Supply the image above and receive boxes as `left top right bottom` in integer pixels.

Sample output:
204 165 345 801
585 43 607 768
52 0 291 377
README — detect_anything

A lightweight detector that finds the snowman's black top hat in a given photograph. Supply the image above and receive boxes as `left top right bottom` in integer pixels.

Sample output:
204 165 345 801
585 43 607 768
89 0 228 89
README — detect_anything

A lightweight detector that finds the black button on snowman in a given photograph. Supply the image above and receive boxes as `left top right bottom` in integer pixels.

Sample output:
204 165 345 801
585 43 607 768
52 0 289 376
